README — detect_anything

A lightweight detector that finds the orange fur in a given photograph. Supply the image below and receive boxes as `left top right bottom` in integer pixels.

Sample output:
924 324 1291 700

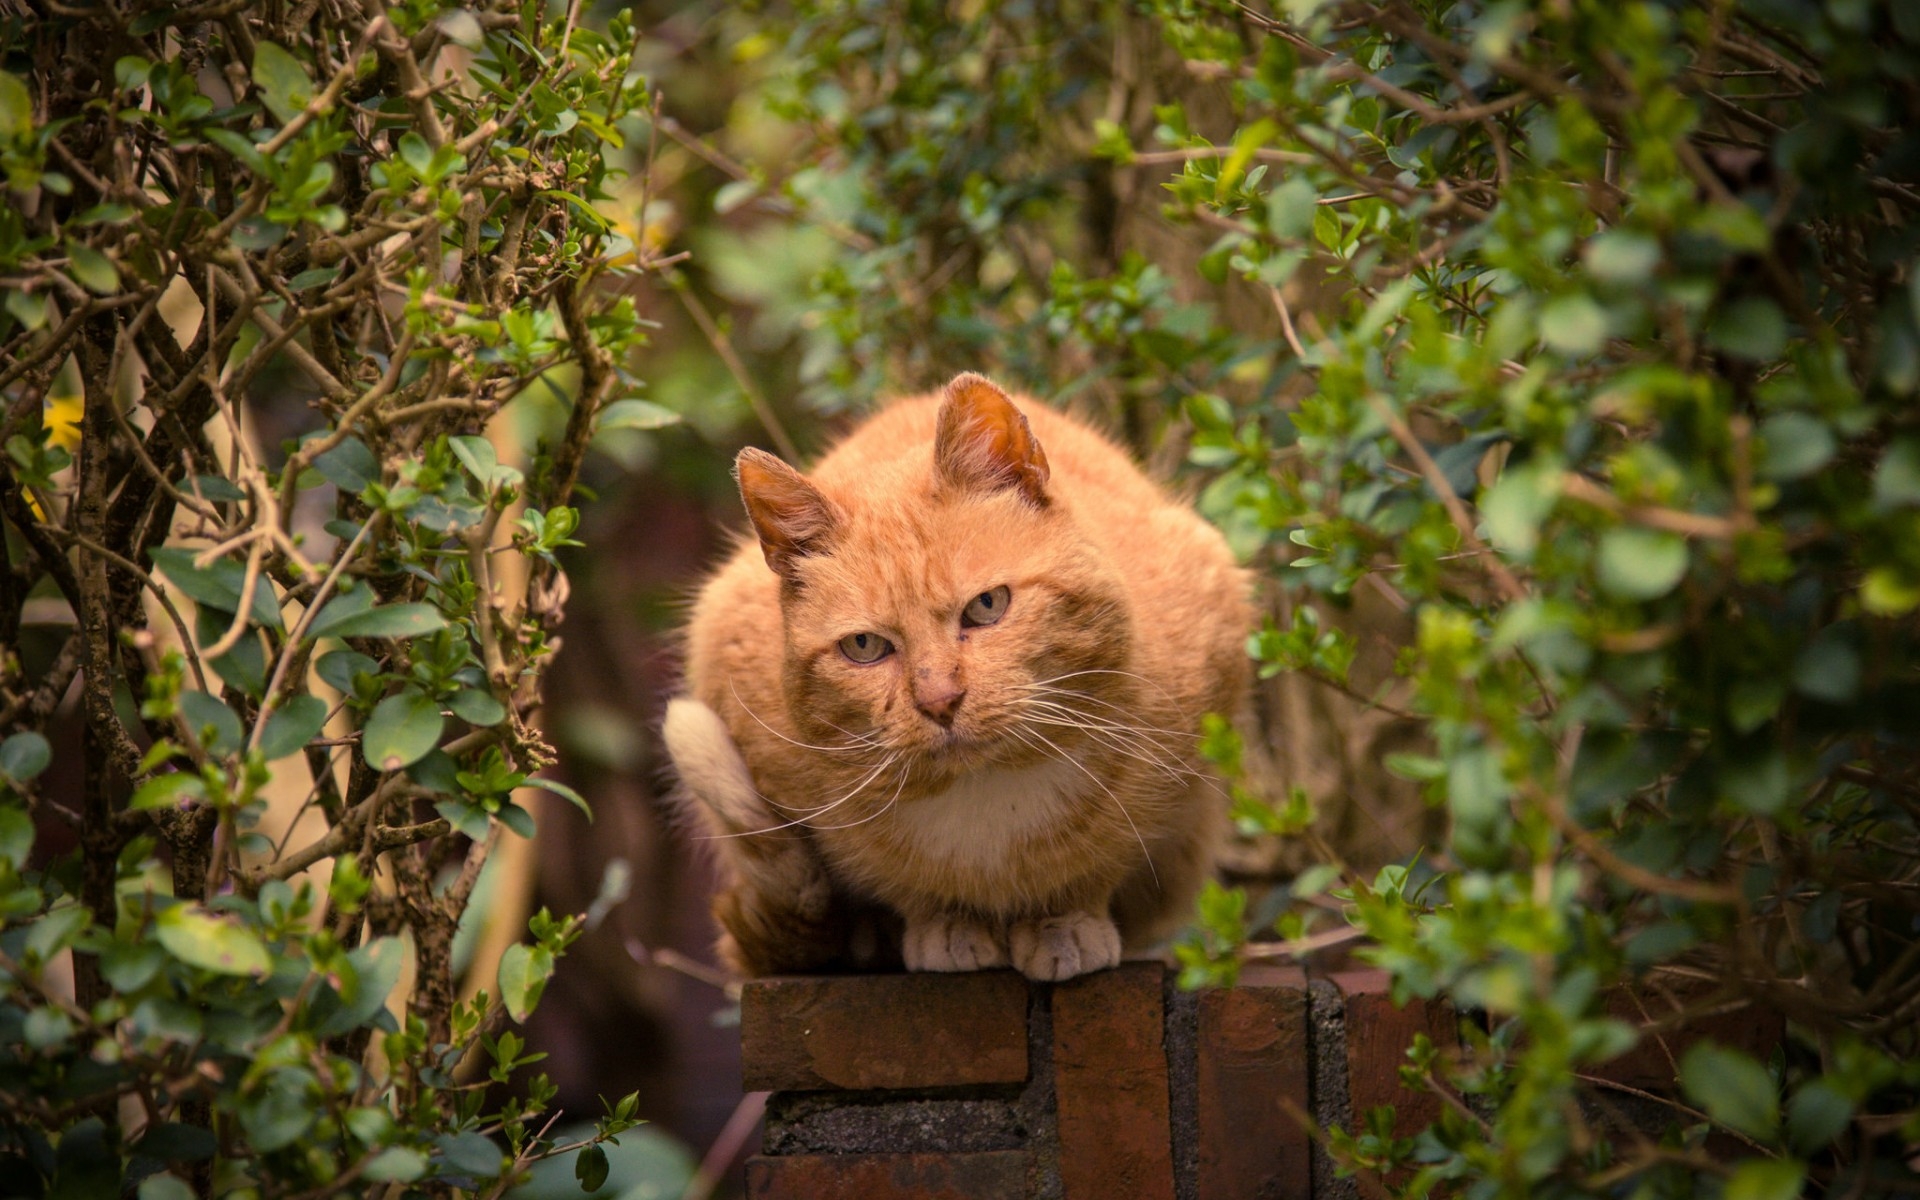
666 374 1252 980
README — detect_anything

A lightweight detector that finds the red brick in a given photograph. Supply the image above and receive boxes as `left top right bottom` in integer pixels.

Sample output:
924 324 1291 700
1197 965 1311 1200
1052 962 1176 1200
746 1151 1029 1199
741 972 1029 1091
1331 969 1459 1200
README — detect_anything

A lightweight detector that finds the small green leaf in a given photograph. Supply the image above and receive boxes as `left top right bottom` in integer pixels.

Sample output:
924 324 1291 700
1708 297 1788 361
0 731 52 783
1786 1079 1853 1153
150 547 283 630
435 798 491 841
1595 527 1688 600
252 41 313 124
1757 412 1835 481
436 1131 503 1179
310 436 379 493
362 688 444 772
65 243 120 295
313 603 448 641
131 772 207 810
155 903 271 977
362 1147 428 1183
575 1143 611 1193
496 801 536 838
447 689 507 727
1540 293 1608 356
258 694 330 760
0 71 30 140
497 942 555 1021
596 398 681 432
179 690 244 756
317 649 382 697
1582 230 1662 285
524 775 592 821
0 805 32 867
1875 435 1920 508
114 57 153 91
1724 1159 1806 1200
1679 1042 1779 1140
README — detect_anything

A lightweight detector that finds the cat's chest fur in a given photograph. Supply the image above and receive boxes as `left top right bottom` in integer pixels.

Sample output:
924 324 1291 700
888 759 1083 872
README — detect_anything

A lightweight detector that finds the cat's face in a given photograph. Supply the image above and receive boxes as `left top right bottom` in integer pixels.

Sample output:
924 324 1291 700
736 376 1132 776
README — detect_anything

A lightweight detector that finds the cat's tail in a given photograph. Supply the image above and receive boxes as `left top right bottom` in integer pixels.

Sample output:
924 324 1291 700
661 697 842 975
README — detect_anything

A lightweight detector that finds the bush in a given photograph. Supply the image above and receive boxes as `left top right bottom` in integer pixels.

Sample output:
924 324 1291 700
666 1 1920 1195
1 3 656 1195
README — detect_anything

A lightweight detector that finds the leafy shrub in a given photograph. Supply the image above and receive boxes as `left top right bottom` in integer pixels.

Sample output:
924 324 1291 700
1 3 658 1195
670 0 1920 1195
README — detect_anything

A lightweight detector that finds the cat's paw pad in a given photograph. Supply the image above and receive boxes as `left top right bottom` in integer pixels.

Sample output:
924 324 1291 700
903 915 1008 972
1009 912 1121 981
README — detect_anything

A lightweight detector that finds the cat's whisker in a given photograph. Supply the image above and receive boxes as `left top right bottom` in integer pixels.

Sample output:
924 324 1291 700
1019 667 1183 704
805 758 911 831
1014 725 1159 890
784 752 900 817
727 677 885 757
1013 688 1199 740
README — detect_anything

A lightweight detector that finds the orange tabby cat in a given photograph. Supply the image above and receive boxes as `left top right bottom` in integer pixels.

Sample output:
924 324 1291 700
664 373 1251 981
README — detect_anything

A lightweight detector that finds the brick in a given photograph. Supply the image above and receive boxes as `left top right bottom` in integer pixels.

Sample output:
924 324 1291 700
742 972 1029 1091
1331 969 1459 1200
1197 965 1312 1200
746 1151 1029 1199
1053 962 1176 1200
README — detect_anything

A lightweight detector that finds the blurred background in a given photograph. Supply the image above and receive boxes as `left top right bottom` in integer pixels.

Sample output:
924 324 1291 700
447 2 1434 1193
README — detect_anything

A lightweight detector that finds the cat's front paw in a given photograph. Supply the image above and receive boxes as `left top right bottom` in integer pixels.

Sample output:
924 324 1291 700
1009 912 1121 981
902 915 1008 972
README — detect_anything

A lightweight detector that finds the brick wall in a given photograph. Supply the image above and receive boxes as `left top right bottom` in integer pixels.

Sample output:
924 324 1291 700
737 962 1784 1199
737 963 1447 1199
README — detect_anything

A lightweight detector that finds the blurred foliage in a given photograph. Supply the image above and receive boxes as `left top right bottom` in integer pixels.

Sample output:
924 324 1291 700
0 1 662 1195
644 0 1920 1195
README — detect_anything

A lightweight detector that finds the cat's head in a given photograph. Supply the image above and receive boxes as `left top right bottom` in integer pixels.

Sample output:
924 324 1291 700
734 373 1132 772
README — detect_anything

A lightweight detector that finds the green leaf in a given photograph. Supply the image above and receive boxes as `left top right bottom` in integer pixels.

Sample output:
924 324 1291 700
524 775 592 821
1266 176 1317 240
240 1068 316 1152
65 243 120 295
1595 528 1688 600
447 689 507 727
0 71 30 140
1723 749 1790 816
258 694 330 760
317 649 382 697
149 547 283 630
1724 1160 1806 1200
0 805 33 868
1540 293 1608 356
496 801 536 838
138 1173 196 1200
435 798 491 841
1786 1079 1853 1153
596 398 681 432
131 771 207 810
575 1143 611 1193
155 903 271 977
133 1122 217 1164
100 941 166 991
437 1131 503 1179
1679 1042 1779 1140
1791 624 1861 704
310 436 379 493
1480 460 1562 558
1757 412 1835 481
362 1147 428 1183
497 942 555 1021
179 690 244 756
252 41 313 124
313 935 404 1038
1875 435 1920 508
313 602 448 641
1582 230 1662 285
362 688 444 772
1708 297 1788 361
0 731 52 783
198 606 267 697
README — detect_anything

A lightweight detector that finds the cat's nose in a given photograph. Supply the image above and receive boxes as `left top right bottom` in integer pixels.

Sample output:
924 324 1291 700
914 685 966 724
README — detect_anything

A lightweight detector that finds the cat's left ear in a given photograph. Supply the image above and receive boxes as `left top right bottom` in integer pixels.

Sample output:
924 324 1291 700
736 447 843 579
934 372 1051 507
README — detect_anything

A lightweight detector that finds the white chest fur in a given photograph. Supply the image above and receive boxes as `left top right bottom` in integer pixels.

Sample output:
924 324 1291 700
896 759 1082 872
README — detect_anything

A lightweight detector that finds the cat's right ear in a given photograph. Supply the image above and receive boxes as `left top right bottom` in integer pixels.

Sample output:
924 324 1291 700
736 447 842 579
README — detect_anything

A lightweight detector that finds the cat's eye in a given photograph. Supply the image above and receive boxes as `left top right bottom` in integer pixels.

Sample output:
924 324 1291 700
961 585 1011 628
839 631 894 664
